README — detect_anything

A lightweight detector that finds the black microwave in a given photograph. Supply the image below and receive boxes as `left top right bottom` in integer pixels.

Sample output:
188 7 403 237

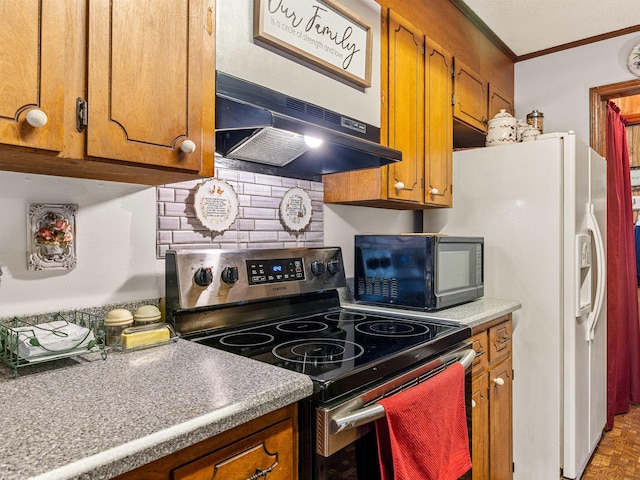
354 235 484 310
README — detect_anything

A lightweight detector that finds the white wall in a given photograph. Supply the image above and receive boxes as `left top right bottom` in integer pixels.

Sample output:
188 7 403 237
0 171 160 317
515 32 640 140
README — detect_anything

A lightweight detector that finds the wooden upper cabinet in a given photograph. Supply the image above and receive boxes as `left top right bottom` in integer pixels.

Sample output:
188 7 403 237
87 0 214 173
387 10 424 203
489 84 514 118
0 0 65 152
453 58 489 133
424 38 452 207
323 8 455 209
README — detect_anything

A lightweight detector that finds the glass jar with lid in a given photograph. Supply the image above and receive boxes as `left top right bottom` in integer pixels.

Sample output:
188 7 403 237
105 309 133 346
526 110 544 134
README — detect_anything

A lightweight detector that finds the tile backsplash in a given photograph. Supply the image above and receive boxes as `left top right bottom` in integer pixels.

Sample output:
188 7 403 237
156 164 324 257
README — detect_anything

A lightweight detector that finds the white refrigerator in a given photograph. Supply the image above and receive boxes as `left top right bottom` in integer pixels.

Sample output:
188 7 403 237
424 132 607 480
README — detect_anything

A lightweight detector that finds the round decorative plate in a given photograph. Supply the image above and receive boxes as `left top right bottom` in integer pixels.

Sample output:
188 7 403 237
194 179 239 232
628 42 640 77
279 187 312 232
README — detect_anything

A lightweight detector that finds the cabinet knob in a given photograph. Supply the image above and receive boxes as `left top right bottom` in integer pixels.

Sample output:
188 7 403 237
26 109 48 128
429 187 439 195
471 399 477 408
180 139 196 154
394 181 405 190
493 377 505 386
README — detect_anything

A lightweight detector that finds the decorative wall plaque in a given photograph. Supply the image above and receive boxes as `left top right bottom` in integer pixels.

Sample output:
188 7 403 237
254 0 373 87
194 179 239 232
279 187 312 232
28 203 77 270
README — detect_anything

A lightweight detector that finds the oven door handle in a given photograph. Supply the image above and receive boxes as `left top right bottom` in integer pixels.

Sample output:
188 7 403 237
329 348 476 434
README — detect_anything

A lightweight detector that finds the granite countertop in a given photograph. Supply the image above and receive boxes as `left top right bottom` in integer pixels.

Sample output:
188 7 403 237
0 340 313 480
344 297 521 330
412 297 521 329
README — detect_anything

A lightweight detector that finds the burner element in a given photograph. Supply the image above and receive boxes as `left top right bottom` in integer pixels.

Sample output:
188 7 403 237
355 320 431 337
324 312 367 322
273 338 364 364
219 332 274 347
277 320 329 333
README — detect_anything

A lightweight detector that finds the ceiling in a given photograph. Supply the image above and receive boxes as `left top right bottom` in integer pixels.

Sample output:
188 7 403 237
460 0 640 59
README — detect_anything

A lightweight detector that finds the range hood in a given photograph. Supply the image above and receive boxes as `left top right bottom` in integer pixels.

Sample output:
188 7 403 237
215 72 401 176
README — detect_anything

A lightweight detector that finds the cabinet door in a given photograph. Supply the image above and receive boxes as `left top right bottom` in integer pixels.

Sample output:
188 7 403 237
172 419 295 480
387 10 424 203
489 84 514 119
453 59 488 133
424 37 452 207
0 0 65 151
87 0 215 173
471 373 490 480
490 356 513 480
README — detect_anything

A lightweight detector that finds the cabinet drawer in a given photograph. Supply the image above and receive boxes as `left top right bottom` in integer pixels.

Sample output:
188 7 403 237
470 331 489 375
173 418 295 480
489 320 512 365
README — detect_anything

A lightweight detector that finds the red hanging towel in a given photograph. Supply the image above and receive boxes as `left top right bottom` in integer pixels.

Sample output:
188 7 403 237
375 362 471 480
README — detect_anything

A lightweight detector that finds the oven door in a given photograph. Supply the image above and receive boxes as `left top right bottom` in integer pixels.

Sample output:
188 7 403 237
299 343 475 480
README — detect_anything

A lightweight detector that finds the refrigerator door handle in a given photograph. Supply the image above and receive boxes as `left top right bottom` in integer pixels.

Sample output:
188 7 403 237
586 202 606 341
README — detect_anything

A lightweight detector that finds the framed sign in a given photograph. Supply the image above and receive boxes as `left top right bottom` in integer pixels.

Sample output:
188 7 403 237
194 179 240 233
631 167 640 187
254 0 372 87
279 187 313 232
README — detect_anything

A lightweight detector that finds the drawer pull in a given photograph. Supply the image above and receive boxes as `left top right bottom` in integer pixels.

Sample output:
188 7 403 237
497 336 511 344
493 377 505 386
471 399 476 408
246 461 277 480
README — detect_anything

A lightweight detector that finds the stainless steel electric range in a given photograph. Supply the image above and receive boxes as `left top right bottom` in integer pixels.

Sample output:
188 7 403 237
165 247 474 480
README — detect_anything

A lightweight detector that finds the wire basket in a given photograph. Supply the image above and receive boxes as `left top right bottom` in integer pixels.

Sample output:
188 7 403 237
0 311 107 378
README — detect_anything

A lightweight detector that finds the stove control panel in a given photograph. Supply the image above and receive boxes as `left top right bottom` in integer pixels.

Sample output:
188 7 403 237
166 247 347 310
247 257 305 285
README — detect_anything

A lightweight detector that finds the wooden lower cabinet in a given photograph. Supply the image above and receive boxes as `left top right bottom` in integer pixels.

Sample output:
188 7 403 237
470 316 513 480
113 404 298 480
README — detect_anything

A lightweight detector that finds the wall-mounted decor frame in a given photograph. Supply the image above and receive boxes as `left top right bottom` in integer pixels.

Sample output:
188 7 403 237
194 178 240 232
28 203 77 271
253 0 372 87
279 187 313 232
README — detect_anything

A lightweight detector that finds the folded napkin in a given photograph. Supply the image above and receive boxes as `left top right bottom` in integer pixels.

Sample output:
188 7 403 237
375 362 471 480
10 320 95 359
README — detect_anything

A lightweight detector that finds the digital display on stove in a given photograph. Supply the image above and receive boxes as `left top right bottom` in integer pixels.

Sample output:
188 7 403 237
246 257 305 285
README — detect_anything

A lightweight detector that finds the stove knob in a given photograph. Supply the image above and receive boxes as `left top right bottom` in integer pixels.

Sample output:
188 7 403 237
311 261 325 276
326 259 341 275
193 267 213 287
221 265 239 284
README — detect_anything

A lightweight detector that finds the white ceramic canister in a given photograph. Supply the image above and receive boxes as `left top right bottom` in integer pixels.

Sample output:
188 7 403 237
485 109 517 147
516 119 528 142
521 125 540 142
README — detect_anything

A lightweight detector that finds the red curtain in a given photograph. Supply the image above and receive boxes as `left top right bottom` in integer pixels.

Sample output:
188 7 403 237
606 100 640 430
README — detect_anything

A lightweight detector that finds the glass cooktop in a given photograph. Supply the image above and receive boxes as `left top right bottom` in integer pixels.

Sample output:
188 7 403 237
187 307 471 403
